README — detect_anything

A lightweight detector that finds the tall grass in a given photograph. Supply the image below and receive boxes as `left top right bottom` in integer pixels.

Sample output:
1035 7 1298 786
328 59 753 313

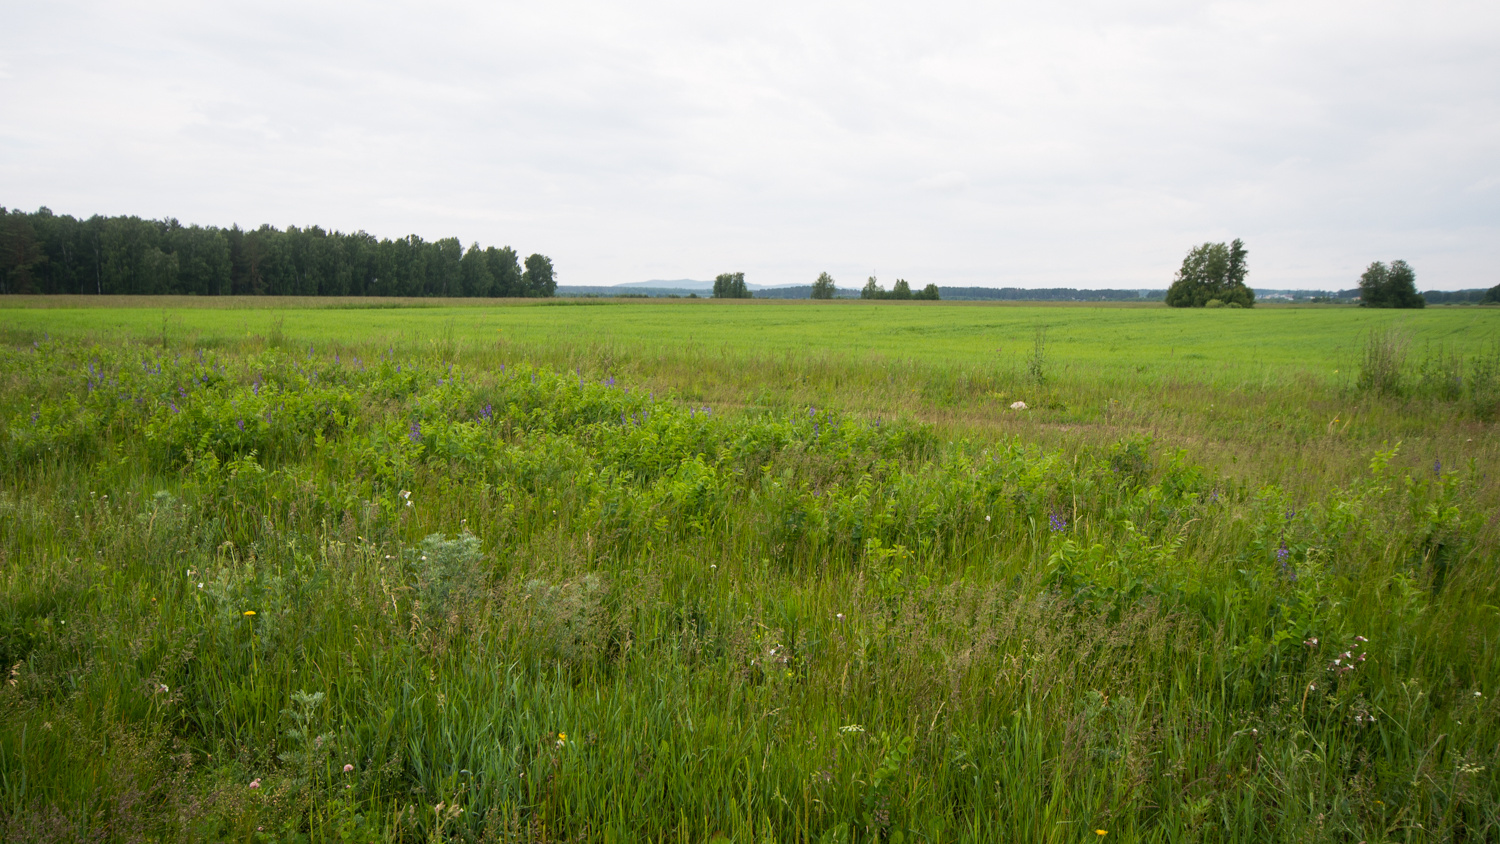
1 333 1497 841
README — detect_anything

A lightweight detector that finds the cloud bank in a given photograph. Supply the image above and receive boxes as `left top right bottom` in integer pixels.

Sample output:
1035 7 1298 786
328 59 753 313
2 0 1497 289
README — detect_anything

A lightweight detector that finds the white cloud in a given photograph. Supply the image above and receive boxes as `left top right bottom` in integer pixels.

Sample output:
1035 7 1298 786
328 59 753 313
1 0 1496 289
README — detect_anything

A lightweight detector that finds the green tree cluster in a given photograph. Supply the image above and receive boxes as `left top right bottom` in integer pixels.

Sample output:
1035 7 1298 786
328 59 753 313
1358 260 1424 309
810 272 837 299
1165 239 1254 308
0 206 554 297
1486 284 1500 304
712 272 752 298
859 275 939 300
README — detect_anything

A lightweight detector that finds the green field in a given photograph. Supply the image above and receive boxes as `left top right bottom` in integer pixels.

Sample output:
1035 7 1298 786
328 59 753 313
1 298 1498 841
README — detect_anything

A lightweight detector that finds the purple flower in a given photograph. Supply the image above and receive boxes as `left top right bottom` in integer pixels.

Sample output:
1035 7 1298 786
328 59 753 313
31 411 39 423
236 419 245 432
1433 458 1442 476
1276 541 1290 565
408 420 422 443
480 403 493 421
1049 510 1068 532
606 376 615 387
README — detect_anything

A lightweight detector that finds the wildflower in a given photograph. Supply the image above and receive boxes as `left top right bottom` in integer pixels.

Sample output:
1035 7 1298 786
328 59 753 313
243 610 256 617
1354 635 1367 643
1476 691 1484 697
556 732 568 747
1304 637 1319 648
1096 832 1108 837
1049 511 1068 532
344 763 354 772
836 613 844 621
249 778 261 789
408 420 422 443
985 515 991 522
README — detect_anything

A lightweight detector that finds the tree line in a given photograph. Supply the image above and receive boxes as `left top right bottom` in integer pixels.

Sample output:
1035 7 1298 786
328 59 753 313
0 206 555 297
1165 238 1460 310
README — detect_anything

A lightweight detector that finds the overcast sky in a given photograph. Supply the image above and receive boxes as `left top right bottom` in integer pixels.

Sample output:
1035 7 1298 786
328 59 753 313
3 1 1497 290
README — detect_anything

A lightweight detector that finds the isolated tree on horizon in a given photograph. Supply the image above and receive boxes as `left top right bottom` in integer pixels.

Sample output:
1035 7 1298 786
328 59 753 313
713 272 750 298
1165 239 1254 308
810 271 836 299
891 279 912 300
1358 260 1424 308
522 253 556 297
919 283 940 300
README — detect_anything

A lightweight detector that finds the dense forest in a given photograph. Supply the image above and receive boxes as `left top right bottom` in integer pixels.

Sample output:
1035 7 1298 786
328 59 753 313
0 206 555 297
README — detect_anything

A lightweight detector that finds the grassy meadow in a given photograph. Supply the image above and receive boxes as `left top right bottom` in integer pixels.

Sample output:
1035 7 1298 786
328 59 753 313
1 296 1498 841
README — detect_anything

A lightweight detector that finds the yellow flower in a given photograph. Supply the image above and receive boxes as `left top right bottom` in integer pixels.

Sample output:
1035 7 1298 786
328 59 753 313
558 732 567 742
1095 832 1108 837
243 610 256 617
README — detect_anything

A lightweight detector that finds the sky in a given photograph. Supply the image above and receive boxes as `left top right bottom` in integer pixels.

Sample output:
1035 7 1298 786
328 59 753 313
2 1 1498 291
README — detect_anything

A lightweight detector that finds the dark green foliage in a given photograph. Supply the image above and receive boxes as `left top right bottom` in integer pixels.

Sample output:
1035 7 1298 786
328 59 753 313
0 206 542 297
1421 288 1492 305
712 272 750 299
810 272 836 299
857 276 937 300
1165 238 1254 308
1486 284 1500 304
1359 260 1425 309
521 254 556 297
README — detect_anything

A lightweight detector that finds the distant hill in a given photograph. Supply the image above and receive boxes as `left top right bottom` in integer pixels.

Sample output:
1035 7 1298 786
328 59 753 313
556 286 703 298
753 286 860 299
936 287 1163 301
560 284 1497 303
756 286 1163 301
615 279 774 291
